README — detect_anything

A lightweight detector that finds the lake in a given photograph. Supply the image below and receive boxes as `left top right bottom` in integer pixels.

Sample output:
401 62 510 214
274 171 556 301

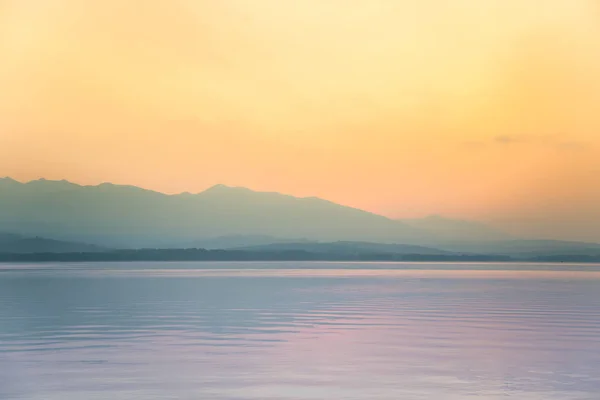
1 262 600 399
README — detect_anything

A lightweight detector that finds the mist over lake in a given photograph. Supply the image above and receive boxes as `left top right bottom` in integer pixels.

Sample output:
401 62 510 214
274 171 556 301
2 262 600 400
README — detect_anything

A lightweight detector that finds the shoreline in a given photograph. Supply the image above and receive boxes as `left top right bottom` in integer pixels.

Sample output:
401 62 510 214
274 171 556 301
0 249 599 264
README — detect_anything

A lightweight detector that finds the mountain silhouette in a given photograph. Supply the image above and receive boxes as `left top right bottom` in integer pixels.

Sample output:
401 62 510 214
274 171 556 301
233 240 455 256
0 178 432 247
435 239 600 257
0 232 107 253
401 215 513 241
3 178 597 257
2 175 600 260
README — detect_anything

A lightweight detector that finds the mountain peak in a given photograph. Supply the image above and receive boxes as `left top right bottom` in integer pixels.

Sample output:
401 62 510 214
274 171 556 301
0 177 19 184
27 178 75 185
205 183 231 191
202 184 255 195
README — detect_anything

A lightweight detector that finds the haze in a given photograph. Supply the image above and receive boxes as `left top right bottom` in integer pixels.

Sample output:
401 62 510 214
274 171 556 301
1 1 599 241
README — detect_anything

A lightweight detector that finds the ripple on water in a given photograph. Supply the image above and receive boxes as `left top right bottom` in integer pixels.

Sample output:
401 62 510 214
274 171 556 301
1 263 600 399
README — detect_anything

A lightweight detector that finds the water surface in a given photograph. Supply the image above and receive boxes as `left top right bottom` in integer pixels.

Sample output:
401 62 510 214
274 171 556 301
1 262 600 399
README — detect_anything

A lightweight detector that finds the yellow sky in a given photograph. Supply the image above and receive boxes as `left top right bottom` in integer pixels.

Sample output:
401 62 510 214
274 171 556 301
1 1 599 240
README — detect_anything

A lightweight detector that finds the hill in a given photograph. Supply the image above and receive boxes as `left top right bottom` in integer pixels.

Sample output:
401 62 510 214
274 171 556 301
0 233 107 253
189 235 312 249
436 239 600 257
400 215 513 241
235 241 455 256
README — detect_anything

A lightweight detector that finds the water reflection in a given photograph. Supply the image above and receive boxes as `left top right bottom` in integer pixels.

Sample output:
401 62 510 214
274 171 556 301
1 263 600 399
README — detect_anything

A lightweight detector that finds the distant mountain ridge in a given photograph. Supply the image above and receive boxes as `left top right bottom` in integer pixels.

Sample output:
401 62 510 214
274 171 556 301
234 241 456 256
3 178 597 257
435 239 600 257
0 178 429 247
0 232 107 253
400 215 513 241
189 235 312 250
1 232 599 262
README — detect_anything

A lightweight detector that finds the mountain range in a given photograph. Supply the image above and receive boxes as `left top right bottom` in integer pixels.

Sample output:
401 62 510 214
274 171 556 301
1 177 599 258
0 177 503 247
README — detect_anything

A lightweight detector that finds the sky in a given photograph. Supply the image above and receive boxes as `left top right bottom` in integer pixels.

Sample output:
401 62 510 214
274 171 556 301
1 0 599 241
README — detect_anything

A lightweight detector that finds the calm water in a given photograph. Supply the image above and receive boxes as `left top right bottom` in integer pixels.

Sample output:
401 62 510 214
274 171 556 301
1 262 600 400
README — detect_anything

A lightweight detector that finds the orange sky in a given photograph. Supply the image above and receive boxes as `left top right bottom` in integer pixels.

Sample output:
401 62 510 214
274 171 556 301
1 1 599 241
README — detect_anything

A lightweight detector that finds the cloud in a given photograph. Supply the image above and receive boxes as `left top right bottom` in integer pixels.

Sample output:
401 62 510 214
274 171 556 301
492 134 590 151
494 135 526 144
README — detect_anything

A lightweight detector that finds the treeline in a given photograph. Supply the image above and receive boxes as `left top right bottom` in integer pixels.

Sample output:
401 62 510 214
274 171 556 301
0 248 513 262
1 248 598 263
527 254 600 263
